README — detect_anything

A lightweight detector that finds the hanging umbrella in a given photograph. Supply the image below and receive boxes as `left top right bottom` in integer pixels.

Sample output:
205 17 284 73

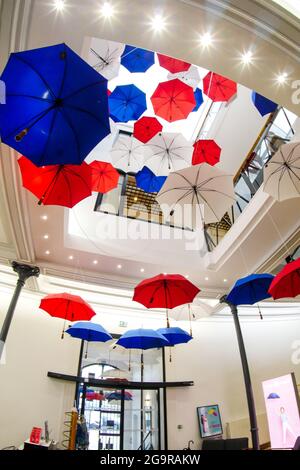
203 71 237 102
192 139 222 166
108 84 147 123
263 142 300 201
89 160 119 193
66 321 112 358
170 302 212 335
144 132 193 176
133 116 163 144
267 393 280 399
135 166 167 193
133 274 200 327
192 88 204 112
18 156 91 208
151 79 196 122
226 274 274 306
167 65 201 90
86 391 106 401
0 43 110 166
121 45 155 73
39 293 96 338
268 258 300 300
157 327 192 345
156 163 235 228
116 328 170 350
252 92 277 116
89 39 125 80
106 391 132 402
157 53 191 73
110 135 147 173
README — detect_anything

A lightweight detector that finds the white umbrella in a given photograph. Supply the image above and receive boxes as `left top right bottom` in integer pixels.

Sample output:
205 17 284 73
110 135 147 173
84 118 118 164
156 163 235 228
167 65 201 90
263 142 300 201
170 301 212 321
88 39 125 80
144 132 193 176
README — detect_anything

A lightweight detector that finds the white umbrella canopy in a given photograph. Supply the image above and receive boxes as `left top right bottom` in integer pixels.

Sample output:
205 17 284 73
144 132 193 176
263 142 300 201
167 65 201 90
156 163 235 228
169 301 213 321
88 39 125 80
110 134 148 173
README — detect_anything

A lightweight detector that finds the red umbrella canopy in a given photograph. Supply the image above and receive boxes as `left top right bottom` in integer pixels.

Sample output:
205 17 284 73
192 139 222 166
89 160 119 193
18 156 91 208
39 293 96 321
151 79 196 123
203 72 237 102
133 274 200 310
268 258 300 300
133 116 163 143
157 53 191 73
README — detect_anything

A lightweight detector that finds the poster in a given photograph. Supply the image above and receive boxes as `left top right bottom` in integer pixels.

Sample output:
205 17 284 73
262 373 300 449
197 405 223 438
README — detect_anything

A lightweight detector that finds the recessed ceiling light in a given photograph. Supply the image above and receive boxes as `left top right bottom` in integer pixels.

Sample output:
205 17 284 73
134 196 138 202
185 274 189 279
100 2 114 18
205 276 209 281
117 264 122 269
140 268 145 273
199 32 213 48
54 0 65 11
69 255 74 260
43 234 49 239
93 260 98 265
150 14 166 32
223 278 228 282
241 50 253 65
163 272 167 275
41 215 48 221
275 72 288 84
45 250 50 255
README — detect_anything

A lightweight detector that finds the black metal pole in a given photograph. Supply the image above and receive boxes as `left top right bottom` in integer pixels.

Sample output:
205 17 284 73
0 261 40 359
220 296 259 450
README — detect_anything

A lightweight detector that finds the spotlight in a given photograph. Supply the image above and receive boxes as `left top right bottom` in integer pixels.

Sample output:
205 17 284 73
199 32 213 48
150 14 166 32
276 72 288 84
101 2 114 18
241 50 253 65
54 0 65 11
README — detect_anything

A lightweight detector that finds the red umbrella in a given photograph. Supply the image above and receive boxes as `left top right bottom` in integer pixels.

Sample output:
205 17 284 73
133 116 163 143
133 274 200 327
89 160 119 193
192 139 222 166
151 79 196 123
268 258 300 300
39 293 96 338
18 156 91 208
203 72 237 102
157 53 191 73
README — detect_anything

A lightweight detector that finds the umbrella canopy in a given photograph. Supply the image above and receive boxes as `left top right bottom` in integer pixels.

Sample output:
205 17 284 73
252 91 277 116
170 302 212 321
151 79 196 122
203 72 237 102
192 139 222 166
0 43 110 166
267 393 280 399
157 53 191 73
135 166 167 193
116 328 169 350
86 391 105 401
226 274 274 306
167 65 201 90
156 163 236 228
192 88 204 112
110 135 147 173
157 327 192 346
39 293 96 321
121 45 155 73
89 40 125 80
268 258 300 300
263 142 300 201
18 156 91 208
66 321 112 342
109 84 147 122
106 391 132 401
133 116 162 143
144 132 193 176
89 160 119 193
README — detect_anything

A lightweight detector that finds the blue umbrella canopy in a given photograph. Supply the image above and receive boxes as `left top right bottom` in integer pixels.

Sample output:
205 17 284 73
192 88 204 112
0 43 110 166
121 45 155 73
116 328 169 350
226 273 274 306
251 91 277 116
135 166 167 193
109 84 147 123
157 327 192 346
106 391 132 401
267 392 280 399
66 321 112 342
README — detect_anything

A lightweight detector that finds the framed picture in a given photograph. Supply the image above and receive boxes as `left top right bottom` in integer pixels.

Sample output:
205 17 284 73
197 404 223 438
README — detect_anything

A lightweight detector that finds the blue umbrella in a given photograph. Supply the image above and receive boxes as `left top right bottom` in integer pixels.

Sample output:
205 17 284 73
66 321 112 358
116 328 169 350
106 391 132 402
192 88 204 112
0 43 110 166
251 91 277 116
121 45 155 73
267 393 280 399
109 84 147 123
157 327 192 346
136 166 167 193
226 273 274 306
